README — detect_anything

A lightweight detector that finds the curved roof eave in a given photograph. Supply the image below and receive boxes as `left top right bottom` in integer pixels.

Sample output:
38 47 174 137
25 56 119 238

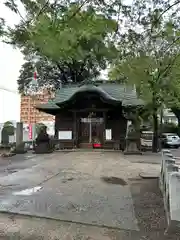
36 103 60 115
122 98 144 107
36 108 59 115
56 85 119 106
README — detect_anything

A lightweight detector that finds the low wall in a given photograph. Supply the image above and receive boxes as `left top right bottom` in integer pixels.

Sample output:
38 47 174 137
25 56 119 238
160 149 180 234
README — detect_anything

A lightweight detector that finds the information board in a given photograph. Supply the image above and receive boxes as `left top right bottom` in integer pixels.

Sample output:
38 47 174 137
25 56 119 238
58 131 72 140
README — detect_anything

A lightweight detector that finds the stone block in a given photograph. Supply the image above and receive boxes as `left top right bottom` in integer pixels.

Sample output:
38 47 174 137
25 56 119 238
164 164 179 189
162 149 171 158
160 155 175 189
161 156 175 176
164 153 173 159
166 172 180 233
162 149 171 153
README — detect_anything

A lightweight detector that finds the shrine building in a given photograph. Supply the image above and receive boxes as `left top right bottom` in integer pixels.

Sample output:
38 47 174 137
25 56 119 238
36 81 144 150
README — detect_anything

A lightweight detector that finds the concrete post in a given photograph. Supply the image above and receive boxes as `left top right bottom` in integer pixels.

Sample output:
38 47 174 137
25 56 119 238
15 122 26 154
16 122 23 147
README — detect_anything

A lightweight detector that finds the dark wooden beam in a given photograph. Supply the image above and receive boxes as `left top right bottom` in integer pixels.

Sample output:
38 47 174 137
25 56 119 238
68 108 110 112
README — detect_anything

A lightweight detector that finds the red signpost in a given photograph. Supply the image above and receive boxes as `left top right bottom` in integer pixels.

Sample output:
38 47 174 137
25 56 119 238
28 124 32 140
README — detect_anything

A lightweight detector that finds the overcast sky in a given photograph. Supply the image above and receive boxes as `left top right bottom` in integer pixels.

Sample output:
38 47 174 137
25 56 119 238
0 1 23 123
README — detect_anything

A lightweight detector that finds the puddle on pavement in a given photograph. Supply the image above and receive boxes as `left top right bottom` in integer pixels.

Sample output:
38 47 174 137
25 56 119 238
101 176 128 186
62 177 74 183
7 169 17 174
13 186 42 196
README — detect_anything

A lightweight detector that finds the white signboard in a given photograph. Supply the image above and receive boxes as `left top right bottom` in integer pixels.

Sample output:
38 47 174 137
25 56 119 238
9 135 16 143
105 129 112 140
58 131 72 140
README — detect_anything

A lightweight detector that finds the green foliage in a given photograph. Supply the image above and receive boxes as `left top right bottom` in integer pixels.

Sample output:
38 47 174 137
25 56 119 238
3 121 15 136
17 50 102 93
1 121 15 145
36 122 46 135
1 129 9 145
0 18 5 36
109 0 180 109
109 0 180 152
162 122 179 135
28 5 118 61
3 1 121 92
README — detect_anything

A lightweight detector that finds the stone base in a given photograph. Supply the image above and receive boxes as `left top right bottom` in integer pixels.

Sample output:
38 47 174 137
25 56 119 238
14 143 27 154
34 150 54 154
124 139 142 155
124 150 142 155
14 149 27 154
0 152 16 158
34 142 54 154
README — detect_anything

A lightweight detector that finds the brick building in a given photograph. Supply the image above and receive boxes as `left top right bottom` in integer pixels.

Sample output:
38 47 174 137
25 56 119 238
20 90 55 124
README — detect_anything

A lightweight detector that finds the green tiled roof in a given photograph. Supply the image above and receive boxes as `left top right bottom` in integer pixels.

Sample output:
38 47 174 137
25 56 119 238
36 83 144 113
54 83 144 106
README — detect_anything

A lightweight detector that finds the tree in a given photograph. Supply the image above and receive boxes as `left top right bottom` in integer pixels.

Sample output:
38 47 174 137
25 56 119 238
0 18 4 36
36 122 46 135
109 0 180 152
1 121 15 145
3 1 120 93
3 121 15 136
17 50 103 93
171 108 180 127
17 57 62 93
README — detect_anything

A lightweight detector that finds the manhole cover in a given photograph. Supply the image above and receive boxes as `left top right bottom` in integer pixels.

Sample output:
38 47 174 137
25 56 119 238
101 176 127 185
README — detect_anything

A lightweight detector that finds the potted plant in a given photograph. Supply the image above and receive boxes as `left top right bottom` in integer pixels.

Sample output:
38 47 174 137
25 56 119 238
93 137 101 148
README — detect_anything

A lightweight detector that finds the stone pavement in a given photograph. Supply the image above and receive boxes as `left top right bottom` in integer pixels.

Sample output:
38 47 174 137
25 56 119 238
0 151 177 239
0 178 179 239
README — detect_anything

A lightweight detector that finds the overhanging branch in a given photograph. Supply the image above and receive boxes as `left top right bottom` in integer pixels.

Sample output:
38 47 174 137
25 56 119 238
56 62 68 82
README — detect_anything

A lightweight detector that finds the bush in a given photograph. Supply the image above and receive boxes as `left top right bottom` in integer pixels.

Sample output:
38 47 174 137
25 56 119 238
162 123 179 135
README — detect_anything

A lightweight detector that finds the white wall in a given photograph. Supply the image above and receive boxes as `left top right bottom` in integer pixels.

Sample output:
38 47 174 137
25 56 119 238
0 89 20 122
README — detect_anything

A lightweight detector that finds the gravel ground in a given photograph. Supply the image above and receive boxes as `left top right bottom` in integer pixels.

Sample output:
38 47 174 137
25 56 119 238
130 178 180 240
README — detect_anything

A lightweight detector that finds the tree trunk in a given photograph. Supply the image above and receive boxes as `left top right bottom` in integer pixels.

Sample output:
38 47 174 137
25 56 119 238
152 109 158 152
159 106 163 136
152 92 159 152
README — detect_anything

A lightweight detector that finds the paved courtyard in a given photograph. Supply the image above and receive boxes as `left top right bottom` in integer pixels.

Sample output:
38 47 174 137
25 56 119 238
0 151 179 239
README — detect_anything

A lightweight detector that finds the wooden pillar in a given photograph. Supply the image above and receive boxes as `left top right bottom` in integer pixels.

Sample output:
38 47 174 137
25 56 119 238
54 115 58 139
73 111 77 148
103 111 106 147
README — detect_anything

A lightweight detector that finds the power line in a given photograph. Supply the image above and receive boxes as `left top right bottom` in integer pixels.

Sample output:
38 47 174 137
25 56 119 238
0 86 18 94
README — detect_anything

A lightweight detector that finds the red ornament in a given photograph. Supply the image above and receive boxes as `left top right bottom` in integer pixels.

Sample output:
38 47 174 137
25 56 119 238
34 71 37 81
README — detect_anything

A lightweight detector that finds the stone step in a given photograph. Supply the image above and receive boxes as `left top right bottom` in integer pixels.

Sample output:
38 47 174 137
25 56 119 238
79 143 93 148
